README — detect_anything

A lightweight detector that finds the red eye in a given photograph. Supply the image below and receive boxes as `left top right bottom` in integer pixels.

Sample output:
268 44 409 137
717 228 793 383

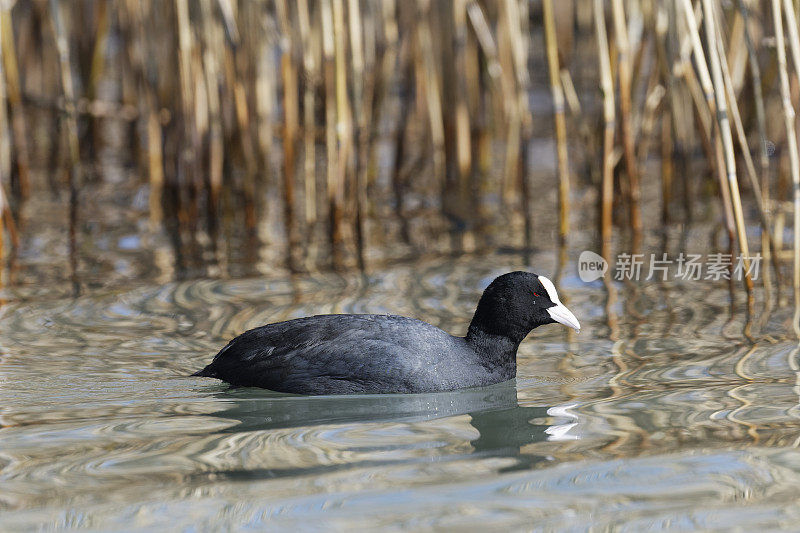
534 292 541 297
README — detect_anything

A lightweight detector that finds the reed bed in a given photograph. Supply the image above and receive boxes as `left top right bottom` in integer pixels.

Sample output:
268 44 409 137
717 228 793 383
2 0 800 334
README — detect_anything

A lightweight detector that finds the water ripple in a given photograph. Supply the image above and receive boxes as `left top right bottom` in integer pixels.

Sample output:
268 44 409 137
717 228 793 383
2 255 800 530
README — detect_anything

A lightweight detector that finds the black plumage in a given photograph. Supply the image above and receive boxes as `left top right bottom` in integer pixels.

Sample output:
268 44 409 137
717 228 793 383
193 271 580 395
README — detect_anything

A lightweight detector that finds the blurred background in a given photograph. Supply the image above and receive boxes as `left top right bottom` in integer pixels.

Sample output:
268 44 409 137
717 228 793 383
0 0 795 312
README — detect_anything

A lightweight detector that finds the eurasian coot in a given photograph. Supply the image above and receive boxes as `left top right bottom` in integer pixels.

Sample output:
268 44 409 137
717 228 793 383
193 271 580 395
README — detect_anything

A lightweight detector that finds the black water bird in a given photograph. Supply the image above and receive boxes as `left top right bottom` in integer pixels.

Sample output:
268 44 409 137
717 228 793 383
193 271 580 395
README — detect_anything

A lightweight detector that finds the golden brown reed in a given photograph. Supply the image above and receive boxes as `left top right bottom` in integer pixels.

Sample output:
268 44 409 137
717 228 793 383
0 0 799 335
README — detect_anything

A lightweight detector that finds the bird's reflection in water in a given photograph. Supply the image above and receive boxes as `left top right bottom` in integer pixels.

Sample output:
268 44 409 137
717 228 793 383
196 381 579 480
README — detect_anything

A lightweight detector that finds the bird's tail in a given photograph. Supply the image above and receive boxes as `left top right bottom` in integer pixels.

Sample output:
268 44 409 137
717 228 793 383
191 365 218 378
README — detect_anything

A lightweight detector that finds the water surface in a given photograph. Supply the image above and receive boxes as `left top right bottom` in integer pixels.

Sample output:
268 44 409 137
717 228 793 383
1 254 799 530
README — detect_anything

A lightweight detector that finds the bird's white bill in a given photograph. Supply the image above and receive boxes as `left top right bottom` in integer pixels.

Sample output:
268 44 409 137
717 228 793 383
547 303 581 331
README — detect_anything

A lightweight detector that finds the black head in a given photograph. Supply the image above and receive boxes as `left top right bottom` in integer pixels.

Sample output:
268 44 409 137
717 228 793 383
467 271 580 344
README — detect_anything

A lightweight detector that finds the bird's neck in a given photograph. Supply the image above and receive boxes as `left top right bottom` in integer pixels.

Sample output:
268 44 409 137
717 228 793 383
464 324 520 376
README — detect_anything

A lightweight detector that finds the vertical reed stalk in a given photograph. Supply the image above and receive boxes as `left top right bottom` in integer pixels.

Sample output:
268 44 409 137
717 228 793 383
663 3 694 223
417 0 445 189
504 0 532 252
254 22 276 234
782 0 800 81
349 0 367 271
703 0 754 330
453 0 471 186
0 11 8 260
49 0 80 292
661 110 673 225
739 0 777 308
128 0 165 229
543 0 571 246
332 0 351 268
86 0 109 160
220 9 258 235
611 0 641 247
199 0 223 240
391 42 413 245
781 0 800 304
277 0 299 272
175 0 200 246
297 0 317 228
87 1 109 98
321 0 340 267
773 0 800 337
681 0 736 270
496 5 516 206
716 18 782 293
595 0 615 262
0 7 29 199
679 0 716 127
0 12 9 198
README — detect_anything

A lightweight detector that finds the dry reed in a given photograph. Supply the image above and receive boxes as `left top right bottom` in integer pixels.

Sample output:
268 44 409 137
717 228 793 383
0 0 795 336
772 0 800 337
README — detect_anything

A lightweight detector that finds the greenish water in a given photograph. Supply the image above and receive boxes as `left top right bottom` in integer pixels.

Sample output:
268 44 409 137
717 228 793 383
1 251 799 530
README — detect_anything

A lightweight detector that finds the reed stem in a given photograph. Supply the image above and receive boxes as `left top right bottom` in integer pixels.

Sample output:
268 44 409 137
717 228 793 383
611 0 641 248
772 0 800 338
543 0 571 246
595 0 615 262
702 0 754 331
49 0 80 292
